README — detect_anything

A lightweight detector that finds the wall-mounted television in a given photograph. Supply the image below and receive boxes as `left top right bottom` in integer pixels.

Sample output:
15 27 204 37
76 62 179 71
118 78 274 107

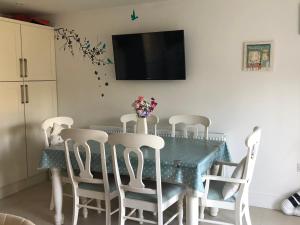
112 30 186 80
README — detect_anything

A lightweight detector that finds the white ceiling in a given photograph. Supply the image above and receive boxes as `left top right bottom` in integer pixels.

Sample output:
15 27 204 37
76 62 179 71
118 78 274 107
0 0 167 15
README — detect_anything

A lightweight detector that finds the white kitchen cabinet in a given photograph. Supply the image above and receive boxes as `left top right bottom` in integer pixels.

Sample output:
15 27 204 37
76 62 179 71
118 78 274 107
25 81 57 177
0 83 27 188
0 17 57 192
22 25 56 81
0 20 22 81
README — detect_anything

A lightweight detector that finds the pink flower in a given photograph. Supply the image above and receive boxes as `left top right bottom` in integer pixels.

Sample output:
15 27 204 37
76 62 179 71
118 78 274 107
132 96 158 118
137 96 144 101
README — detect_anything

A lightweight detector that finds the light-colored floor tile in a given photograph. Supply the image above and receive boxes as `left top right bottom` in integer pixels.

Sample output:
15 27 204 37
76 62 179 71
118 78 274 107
0 182 299 225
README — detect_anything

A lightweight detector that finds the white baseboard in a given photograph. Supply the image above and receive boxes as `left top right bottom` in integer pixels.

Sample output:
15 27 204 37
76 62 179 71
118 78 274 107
249 191 281 210
0 172 48 200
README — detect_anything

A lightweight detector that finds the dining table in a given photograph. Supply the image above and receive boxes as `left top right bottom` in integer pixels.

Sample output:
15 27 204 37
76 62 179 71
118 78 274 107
39 135 231 225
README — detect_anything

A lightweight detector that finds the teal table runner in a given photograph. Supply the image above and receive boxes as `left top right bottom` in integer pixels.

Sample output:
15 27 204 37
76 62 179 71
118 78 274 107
39 136 231 194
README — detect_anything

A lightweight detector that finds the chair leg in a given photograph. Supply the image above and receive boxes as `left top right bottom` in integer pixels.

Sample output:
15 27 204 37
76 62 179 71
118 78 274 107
199 205 205 220
178 196 184 225
119 201 125 225
244 205 252 225
81 197 88 218
50 188 55 210
96 200 102 214
235 205 243 225
157 211 163 225
200 198 205 219
139 209 144 224
72 196 79 225
105 198 111 225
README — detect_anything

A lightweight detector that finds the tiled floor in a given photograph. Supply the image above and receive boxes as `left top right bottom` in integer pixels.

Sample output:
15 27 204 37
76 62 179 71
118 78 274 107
0 182 299 225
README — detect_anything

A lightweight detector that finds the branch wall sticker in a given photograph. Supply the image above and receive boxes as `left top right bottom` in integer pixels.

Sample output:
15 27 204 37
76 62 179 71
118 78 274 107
55 28 113 99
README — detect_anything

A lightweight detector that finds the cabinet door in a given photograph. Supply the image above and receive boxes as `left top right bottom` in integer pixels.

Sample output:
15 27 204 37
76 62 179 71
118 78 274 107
25 81 57 177
0 20 22 81
21 25 56 81
0 82 27 188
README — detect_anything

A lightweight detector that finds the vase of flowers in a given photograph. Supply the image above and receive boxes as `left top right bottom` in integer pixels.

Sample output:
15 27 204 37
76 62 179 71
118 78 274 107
136 117 148 134
132 96 158 134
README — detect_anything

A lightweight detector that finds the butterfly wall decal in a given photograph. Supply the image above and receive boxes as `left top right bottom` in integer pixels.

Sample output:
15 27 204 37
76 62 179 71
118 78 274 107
131 9 139 21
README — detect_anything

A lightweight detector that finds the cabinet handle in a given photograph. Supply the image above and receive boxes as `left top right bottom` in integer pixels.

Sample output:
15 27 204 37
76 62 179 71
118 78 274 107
19 58 23 78
20 85 24 104
25 84 29 103
24 58 28 78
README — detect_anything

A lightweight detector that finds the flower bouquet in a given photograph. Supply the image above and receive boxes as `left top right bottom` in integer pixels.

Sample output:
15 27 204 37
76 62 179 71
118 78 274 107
132 96 158 118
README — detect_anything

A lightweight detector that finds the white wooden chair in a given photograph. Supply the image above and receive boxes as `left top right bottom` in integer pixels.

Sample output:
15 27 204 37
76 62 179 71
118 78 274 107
169 115 211 139
120 114 159 135
41 116 74 211
42 116 74 148
199 127 262 225
108 133 186 225
60 128 119 225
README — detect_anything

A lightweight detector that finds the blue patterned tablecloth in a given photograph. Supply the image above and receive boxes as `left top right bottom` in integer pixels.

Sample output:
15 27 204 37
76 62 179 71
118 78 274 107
39 136 231 194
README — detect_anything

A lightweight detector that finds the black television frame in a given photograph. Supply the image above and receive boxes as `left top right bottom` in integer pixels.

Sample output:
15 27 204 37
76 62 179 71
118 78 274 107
112 30 186 80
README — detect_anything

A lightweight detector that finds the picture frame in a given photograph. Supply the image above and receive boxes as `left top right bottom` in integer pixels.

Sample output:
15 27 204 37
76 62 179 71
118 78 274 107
243 41 274 71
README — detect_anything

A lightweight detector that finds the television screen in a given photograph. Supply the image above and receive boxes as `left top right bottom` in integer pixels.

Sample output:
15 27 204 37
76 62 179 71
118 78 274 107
112 30 186 80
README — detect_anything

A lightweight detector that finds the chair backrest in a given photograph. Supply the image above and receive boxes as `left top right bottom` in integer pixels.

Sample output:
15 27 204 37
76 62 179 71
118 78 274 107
120 114 137 133
41 116 74 147
0 213 35 225
108 133 165 205
236 127 261 201
120 113 159 135
147 114 159 135
169 115 211 139
60 128 111 192
242 126 262 183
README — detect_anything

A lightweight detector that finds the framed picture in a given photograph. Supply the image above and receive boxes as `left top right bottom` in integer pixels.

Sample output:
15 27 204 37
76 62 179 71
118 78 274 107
243 41 273 71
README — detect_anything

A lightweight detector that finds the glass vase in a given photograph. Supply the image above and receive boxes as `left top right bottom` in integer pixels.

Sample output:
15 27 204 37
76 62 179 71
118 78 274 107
136 117 148 134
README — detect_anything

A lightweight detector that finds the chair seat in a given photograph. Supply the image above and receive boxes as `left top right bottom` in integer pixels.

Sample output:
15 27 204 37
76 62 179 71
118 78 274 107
126 180 185 203
207 181 235 202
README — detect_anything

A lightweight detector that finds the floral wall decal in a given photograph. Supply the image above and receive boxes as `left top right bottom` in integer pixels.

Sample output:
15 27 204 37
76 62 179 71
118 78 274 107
55 28 113 99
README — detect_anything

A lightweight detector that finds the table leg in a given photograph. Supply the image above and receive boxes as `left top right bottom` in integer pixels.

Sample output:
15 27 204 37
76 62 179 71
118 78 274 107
186 193 198 225
51 168 64 225
209 164 220 216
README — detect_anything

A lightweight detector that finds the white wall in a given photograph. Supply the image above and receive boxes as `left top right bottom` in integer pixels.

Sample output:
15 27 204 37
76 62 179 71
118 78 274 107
52 0 300 209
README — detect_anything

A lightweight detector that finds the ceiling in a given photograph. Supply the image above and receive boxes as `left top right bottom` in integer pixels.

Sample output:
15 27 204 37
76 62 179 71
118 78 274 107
0 0 167 15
